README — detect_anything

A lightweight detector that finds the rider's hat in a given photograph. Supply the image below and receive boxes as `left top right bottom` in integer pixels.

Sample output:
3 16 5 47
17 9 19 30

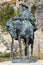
19 3 28 9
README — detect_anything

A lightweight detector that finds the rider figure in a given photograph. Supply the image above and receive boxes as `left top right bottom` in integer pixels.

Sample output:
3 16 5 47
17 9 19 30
19 3 37 31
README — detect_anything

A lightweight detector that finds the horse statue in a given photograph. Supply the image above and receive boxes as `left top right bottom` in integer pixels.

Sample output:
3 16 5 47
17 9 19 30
6 4 37 62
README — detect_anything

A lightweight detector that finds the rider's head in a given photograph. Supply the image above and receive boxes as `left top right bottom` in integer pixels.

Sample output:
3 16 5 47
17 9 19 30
19 3 28 11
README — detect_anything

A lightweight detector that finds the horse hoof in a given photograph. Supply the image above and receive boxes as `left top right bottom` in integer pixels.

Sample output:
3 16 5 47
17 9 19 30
25 57 29 60
29 56 37 62
19 58 23 60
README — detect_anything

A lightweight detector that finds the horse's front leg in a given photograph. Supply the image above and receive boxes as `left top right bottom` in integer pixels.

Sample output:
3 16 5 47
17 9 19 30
10 37 14 61
18 35 22 59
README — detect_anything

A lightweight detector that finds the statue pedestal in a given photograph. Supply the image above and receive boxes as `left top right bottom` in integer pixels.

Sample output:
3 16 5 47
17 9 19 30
12 57 37 63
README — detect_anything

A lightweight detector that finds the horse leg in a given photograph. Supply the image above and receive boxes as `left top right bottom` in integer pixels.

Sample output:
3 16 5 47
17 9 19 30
18 36 22 59
31 39 34 57
24 39 27 56
26 37 29 59
25 44 27 56
10 37 14 61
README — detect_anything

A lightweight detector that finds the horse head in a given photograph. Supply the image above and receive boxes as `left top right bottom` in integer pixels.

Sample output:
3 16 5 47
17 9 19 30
6 18 16 38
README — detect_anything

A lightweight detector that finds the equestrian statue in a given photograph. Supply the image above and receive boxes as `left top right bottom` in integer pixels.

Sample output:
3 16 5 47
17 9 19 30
6 3 37 62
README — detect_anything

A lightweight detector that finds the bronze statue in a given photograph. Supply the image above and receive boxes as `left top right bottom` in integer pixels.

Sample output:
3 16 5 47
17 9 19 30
6 4 37 63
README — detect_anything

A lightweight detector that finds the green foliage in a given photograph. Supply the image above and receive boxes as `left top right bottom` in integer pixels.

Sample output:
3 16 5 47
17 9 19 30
31 3 37 17
0 53 10 62
0 4 16 26
31 3 37 12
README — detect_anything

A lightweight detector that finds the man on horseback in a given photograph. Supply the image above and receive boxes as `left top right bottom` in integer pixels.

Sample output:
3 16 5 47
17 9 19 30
18 3 37 57
6 3 38 61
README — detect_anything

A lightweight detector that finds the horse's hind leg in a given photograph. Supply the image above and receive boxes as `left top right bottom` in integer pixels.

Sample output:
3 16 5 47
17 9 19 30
31 39 34 57
25 44 27 56
26 37 29 59
18 36 22 59
24 39 27 56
